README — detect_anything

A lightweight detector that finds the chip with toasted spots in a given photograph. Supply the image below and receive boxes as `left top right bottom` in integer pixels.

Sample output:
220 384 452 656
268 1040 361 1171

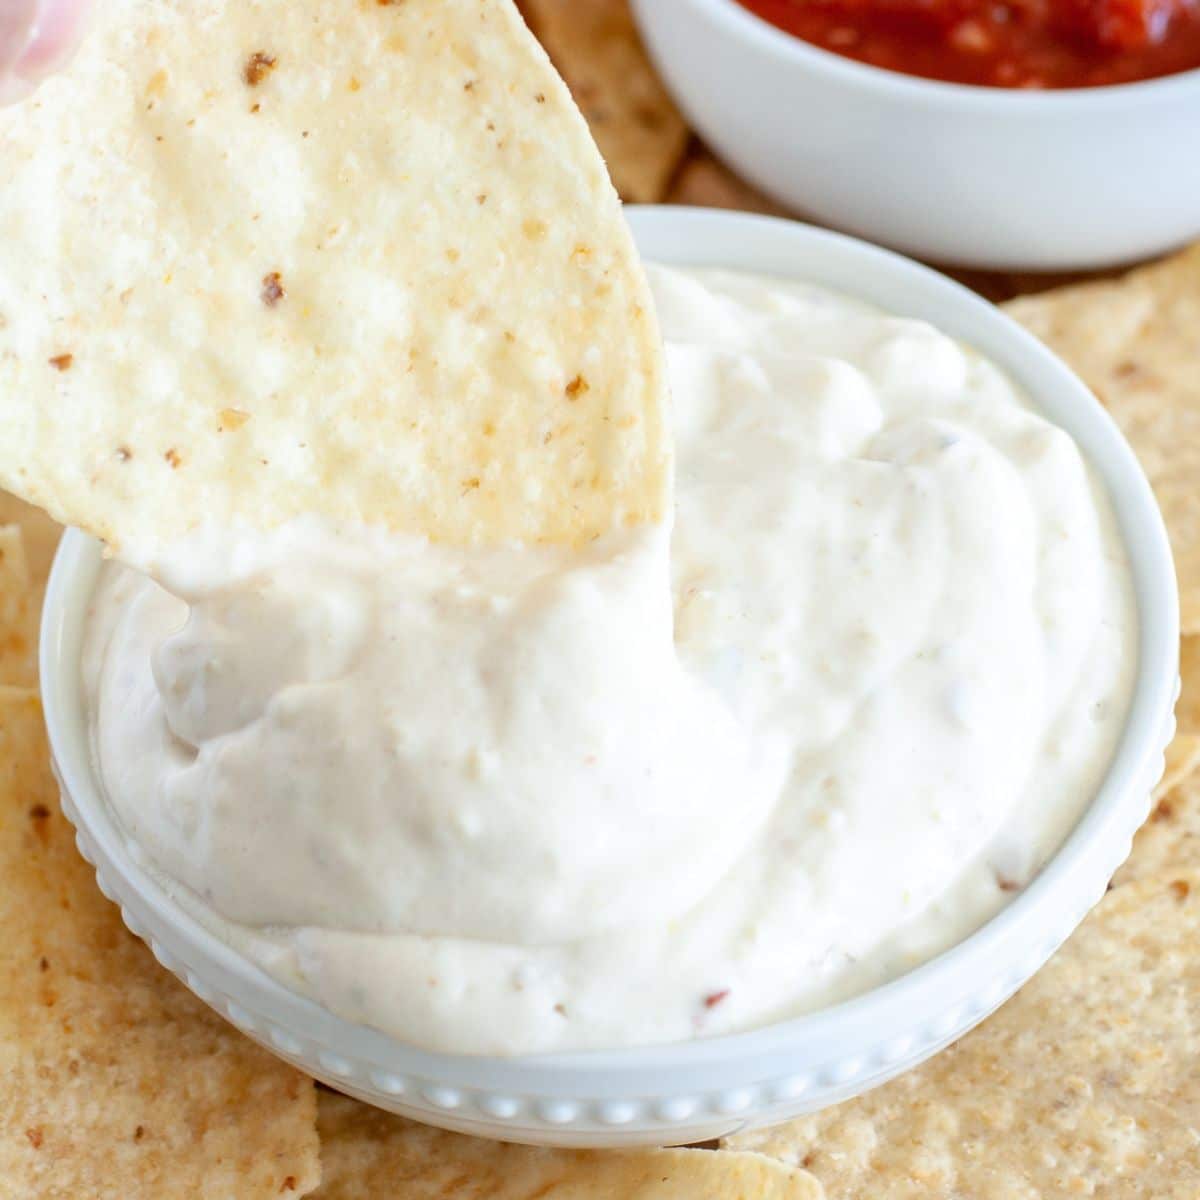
0 689 320 1198
726 867 1200 1199
523 0 689 203
0 526 35 686
0 0 669 567
1007 245 1200 633
315 1090 820 1199
667 150 789 217
0 493 60 617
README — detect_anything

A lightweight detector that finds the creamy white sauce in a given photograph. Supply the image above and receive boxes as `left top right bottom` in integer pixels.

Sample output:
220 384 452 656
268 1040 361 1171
83 266 1136 1055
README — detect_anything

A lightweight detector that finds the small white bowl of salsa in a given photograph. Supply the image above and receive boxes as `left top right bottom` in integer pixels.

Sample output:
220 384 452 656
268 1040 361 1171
632 0 1200 269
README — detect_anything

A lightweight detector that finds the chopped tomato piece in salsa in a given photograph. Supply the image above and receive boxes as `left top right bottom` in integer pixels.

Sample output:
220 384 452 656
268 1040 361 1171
735 0 1200 86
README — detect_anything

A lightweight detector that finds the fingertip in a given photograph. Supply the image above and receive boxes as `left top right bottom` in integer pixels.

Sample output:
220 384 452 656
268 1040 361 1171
19 0 92 76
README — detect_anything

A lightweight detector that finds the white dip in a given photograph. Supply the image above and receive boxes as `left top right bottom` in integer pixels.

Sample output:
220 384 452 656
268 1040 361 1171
82 266 1136 1055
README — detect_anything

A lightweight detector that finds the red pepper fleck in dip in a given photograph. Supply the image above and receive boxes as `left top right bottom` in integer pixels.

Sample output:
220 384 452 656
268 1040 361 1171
734 0 1200 87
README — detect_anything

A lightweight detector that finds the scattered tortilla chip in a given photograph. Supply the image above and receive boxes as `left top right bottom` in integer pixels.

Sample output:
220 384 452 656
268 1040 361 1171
1114 635 1200 883
666 151 789 217
0 492 61 615
1155 733 1200 804
0 689 320 1198
0 0 669 565
1117 770 1200 886
0 527 35 686
1147 633 1200 807
1006 244 1200 632
726 868 1200 1198
1178 634 1200 735
522 0 689 203
315 1091 820 1199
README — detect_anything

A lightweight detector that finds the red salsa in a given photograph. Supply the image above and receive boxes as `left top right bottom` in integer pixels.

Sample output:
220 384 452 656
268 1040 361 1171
734 0 1200 87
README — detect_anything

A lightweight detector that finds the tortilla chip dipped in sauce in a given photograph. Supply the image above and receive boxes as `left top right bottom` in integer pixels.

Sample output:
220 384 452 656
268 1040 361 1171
0 0 669 564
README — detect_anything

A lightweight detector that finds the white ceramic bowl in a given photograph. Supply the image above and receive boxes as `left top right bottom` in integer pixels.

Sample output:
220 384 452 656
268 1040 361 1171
632 0 1200 270
41 208 1178 1148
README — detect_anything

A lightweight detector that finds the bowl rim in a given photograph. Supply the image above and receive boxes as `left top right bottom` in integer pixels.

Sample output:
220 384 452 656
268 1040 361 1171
663 0 1200 108
40 205 1179 1079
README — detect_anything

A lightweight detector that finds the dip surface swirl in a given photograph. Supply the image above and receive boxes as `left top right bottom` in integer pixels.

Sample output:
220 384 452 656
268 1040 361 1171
83 266 1136 1054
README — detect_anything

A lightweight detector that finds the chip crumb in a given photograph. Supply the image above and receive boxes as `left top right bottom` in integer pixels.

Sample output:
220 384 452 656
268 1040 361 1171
164 448 182 469
565 373 589 399
1169 878 1191 900
261 272 285 307
47 354 73 371
25 1128 43 1150
134 1125 145 1141
279 1175 296 1192
244 51 277 86
703 989 730 1010
38 957 48 972
220 408 252 432
29 803 49 820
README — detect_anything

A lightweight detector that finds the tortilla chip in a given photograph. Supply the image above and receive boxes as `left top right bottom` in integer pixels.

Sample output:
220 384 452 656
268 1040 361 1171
0 0 669 565
1147 634 1200 800
725 868 1200 1198
1178 634 1200 735
1117 771 1200 888
522 0 689 203
1005 245 1200 632
0 492 61 614
315 1091 820 1199
666 152 789 217
1113 635 1200 884
1155 733 1200 805
0 527 35 687
0 689 320 1197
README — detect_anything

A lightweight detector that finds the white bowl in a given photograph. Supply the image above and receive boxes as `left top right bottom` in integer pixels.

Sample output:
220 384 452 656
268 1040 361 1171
631 0 1200 270
41 207 1178 1147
